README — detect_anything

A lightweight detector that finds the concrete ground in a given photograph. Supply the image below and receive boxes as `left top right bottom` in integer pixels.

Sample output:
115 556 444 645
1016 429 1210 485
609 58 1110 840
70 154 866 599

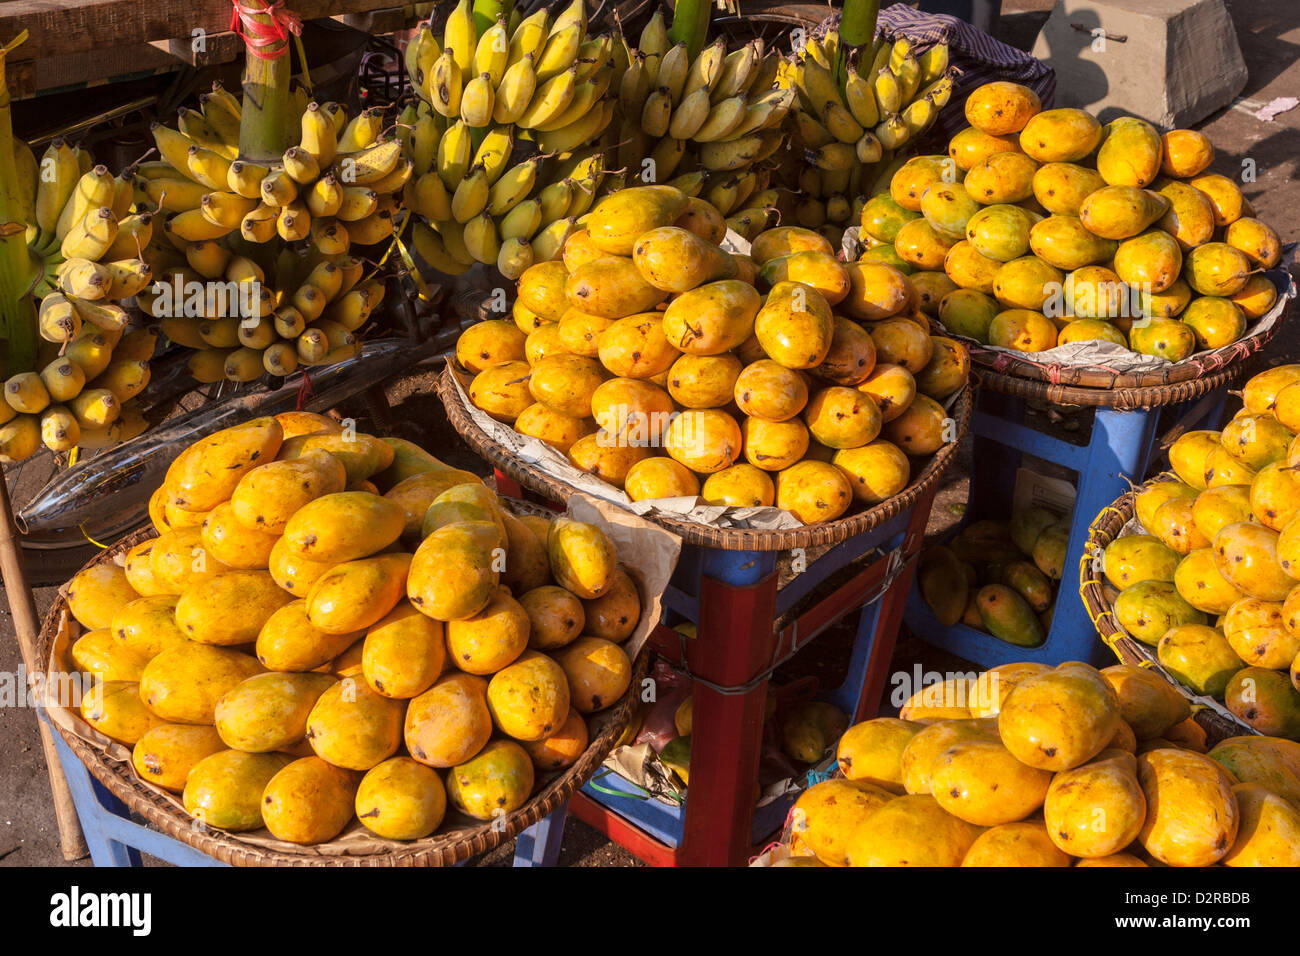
3 0 1299 868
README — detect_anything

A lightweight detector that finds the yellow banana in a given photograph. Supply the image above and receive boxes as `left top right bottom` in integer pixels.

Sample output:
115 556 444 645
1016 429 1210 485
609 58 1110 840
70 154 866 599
300 103 338 166
34 139 81 233
894 54 922 103
538 100 614 155
699 135 764 171
667 170 706 197
186 239 232 279
497 237 533 281
902 95 938 137
337 186 379 222
178 108 237 160
619 53 651 116
412 221 471 275
500 198 542 240
411 111 441 175
844 69 880 129
460 72 496 127
283 146 322 185
508 9 550 64
919 43 950 84
149 124 198 179
225 255 265 285
856 130 884 164
103 259 153 299
186 145 234 191
223 348 264 383
648 135 686 181
823 100 865 144
411 171 453 221
537 179 573 222
494 52 537 124
451 164 490 223
143 177 206 213
889 38 912 73
683 39 726 99
474 17 510 85
712 40 760 101
691 94 748 142
639 11 669 76
5 372 51 415
37 294 80 343
657 43 690 103
406 21 439 90
240 204 279 243
40 405 80 451
199 89 242 149
429 49 463 118
338 107 385 153
471 126 514 184
273 306 306 339
167 208 233 242
873 67 902 115
487 156 541 215
668 86 713 140
336 139 402 185
201 191 259 229
875 113 910 150
535 23 582 83
519 64 578 129
307 174 344 218
61 207 118 260
436 120 473 190
41 356 85 402
641 87 672 138
797 54 842 116
55 165 116 242
260 169 300 207
550 0 586 36
531 216 576 263
226 160 270 199
443 0 477 73
462 213 499 264
310 218 350 256
263 343 298 377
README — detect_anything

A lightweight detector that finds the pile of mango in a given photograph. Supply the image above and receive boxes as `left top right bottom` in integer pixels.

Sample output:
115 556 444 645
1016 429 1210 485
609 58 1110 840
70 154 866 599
61 413 638 844
1103 365 1300 739
857 81 1283 361
779 660 1300 866
919 504 1074 647
462 184 969 526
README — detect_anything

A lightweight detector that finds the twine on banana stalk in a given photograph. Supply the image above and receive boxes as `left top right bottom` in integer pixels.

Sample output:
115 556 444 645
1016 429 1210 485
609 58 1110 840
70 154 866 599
232 0 300 160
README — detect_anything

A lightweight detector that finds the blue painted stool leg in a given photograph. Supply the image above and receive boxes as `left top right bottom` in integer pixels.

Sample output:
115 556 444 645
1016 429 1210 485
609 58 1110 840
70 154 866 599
52 732 142 867
512 803 569 867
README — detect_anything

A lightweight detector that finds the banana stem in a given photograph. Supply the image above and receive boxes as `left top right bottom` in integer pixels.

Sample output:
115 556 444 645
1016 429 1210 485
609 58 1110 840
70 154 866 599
668 0 711 60
471 0 508 34
237 0 292 162
0 31 36 377
837 0 880 91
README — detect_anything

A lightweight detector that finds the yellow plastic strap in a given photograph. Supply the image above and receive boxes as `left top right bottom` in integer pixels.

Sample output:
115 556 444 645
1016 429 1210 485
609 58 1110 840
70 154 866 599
79 522 111 549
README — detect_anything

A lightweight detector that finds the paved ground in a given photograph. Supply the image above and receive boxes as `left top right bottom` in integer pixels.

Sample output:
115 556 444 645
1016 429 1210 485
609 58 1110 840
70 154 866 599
3 0 1299 867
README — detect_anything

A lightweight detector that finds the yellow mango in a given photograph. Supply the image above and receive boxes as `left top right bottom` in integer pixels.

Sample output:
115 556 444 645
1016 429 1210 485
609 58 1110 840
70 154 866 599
1157 179 1217 250
256 599 364 671
882 393 951 456
804 386 882 449
520 584 585 650
1043 750 1146 857
962 820 1072 866
274 411 341 440
355 756 447 840
517 260 572 321
1232 275 1279 320
890 156 950 212
993 255 1063 311
988 308 1057 352
214 672 336 752
832 441 909 504
597 313 680 378
1216 522 1294 599
665 408 742 473
372 438 461 490
443 584 529 673
1029 215 1119 270
361 601 445 699
1137 748 1239 866
749 226 834 265
262 756 360 844
132 724 225 792
282 491 404 563
164 416 283 513
384 470 485 537
584 185 690 256
405 672 492 768
522 708 589 771
895 218 957 271
998 662 1122 771
632 226 737 293
111 595 185 657
963 81 1041 135
964 152 1038 205
900 717 999 792
775 460 852 524
72 628 151 681
455 319 527 373
407 520 502 622
1101 664 1191 738
1224 217 1281 269
1222 782 1300 866
840 261 912 321
743 416 809 471
140 642 263 724
182 750 292 830
580 567 641 643
66 562 139 630
447 739 535 820
307 552 412 635
911 270 960 315
469 360 533 422
759 251 851 305
229 449 347 535
81 679 165 744
304 679 403 770
267 536 333 596
702 463 775 507
1113 229 1183 293
553 635 632 713
198 502 278 570
964 203 1037 262
567 435 650 488
754 280 834 370
661 280 759 356
1189 173 1244 226
277 431 393 484
589 377 673 439
836 718 925 793
1032 162 1106 216
930 737 1053 825
1185 241 1252 297
1161 129 1215 177
789 778 892 866
1078 186 1169 240
1096 116 1162 186
547 516 617 599
559 307 618 358
844 793 983 867
149 526 231 594
948 126 1022 170
734 359 809 421
1018 108 1102 163
624 456 700 500
487 650 571 741
564 255 668 319
123 539 168 597
175 569 291 646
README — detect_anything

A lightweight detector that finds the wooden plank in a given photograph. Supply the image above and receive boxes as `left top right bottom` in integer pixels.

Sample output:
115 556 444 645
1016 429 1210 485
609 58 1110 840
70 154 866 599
0 0 402 62
335 5 407 35
148 30 241 67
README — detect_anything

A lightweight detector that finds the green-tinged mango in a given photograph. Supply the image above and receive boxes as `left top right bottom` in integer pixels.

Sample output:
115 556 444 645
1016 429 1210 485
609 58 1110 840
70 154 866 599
977 584 1045 647
1114 580 1206 645
1103 534 1179 588
447 739 535 820
1029 215 1119 270
182 750 292 830
1158 623 1244 696
964 152 1038 205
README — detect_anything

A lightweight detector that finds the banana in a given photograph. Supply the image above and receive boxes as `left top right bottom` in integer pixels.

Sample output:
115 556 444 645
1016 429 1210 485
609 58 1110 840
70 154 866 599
519 64 578 129
409 22 442 91
667 170 706 197
474 17 510 85
460 72 496 127
142 177 207 213
805 36 830 71
201 191 259 229
844 69 880 129
149 125 198 179
919 43 950 84
0 415 42 462
712 40 760 101
337 186 379 222
509 9 550 64
39 405 79 451
410 114 441 180
200 88 242 149
531 216 576 263
167 208 233 243
412 221 471 275
793 109 834 149
178 108 237 160
227 160 270 199
920 76 954 108
429 49 464 118
451 164 490 223
487 157 541 215
263 343 298 377
537 180 573 222
40 357 85 402
38 294 80 344
282 146 321 185
411 171 454 220
61 207 118 260
113 328 158 362
259 169 299 207
301 103 339 166
535 24 583 83
747 49 781 96
648 136 686 181
338 107 385 153
471 126 514 183
336 139 403 185
296 329 330 364
619 53 651 116
235 315 275 350
641 87 672 138
798 55 843 117
494 53 537 124
876 112 910 150
575 35 612 83
34 139 81 233
311 218 350 256
657 44 690 103
496 237 533 280
307 174 344 218
538 100 614 155
436 120 473 190
902 95 938 137
443 0 477 74
856 130 884 164
273 306 306 339
699 135 763 171
186 145 234 191
240 204 279 243
683 39 726 99
55 165 115 242
895 54 922 103
5 372 50 415
186 239 232 279
462 213 499 264
103 259 153 299
97 358 151 402
668 86 713 140
888 38 912 74
639 11 669 80
823 101 866 144
873 67 902 115
500 198 542 241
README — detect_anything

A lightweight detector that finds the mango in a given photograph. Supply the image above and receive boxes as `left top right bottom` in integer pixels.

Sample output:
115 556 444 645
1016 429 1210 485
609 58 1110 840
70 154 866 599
556 308 613 358
80 680 165 744
447 739 534 821
968 662 1052 718
304 679 403 771
1111 230 1182 294
964 203 1035 262
859 192 921 242
1043 750 1146 857
140 643 262 724
1114 580 1205 646
667 354 743 409
214 672 336 752
774 460 852 523
1225 666 1300 737
517 261 571 321
1027 215 1117 270
71 628 151 682
522 708 589 771
1128 317 1195 361
1103 534 1179 589
1157 179 1217 250
1157 623 1244 696
554 635 631 713
753 280 834 370
964 152 1038 205
589 377 673 441
840 261 911 321
1221 782 1300 866
1032 162 1106 217
358 601 445 699
1149 494 1211 555
562 255 668 320
469 360 533 421
407 521 501 621
948 126 1022 170
1231 274 1279 320
444 585 529 674
1160 129 1214 177
547 517 618 600
883 393 950 458
919 181 982 242
182 750 292 830
630 226 736 294
702 463 775 507
1096 116 1162 186
486 650 570 741
1175 548 1246 615
132 724 225 792
376 439 462 489
1208 736 1300 810
66 562 139 631
275 411 341 440
267 536 332 596
780 701 849 764
1168 430 1221 489
844 794 983 867
964 82 1041 135
256 599 361 672
911 271 960 315
828 440 907 507
900 718 999 793
405 672 492 768
306 552 413 637
110 595 184 657
578 567 640 644
998 663 1122 771
987 308 1056 352
1137 748 1239 866
624 456 700 501
1018 108 1102 162
276 431 394 485
962 821 1071 867
1185 241 1251 297
931 737 1052 825
889 155 950 212
455 319 526 374
936 289 996 342
1136 277 1194 320
585 185 689 256
992 255 1063 312
1188 173 1245 227
1214 522 1293 600
262 756 359 844
567 435 650 488
281 491 403 565
789 778 892 866
1101 664 1191 739
857 364 917 423
1192 486 1253 542
593 312 678 380
354 757 446 840
836 718 925 794
733 359 808 421
519 585 585 650
164 417 283 513
174 569 291 646
123 539 168 597
1225 217 1282 269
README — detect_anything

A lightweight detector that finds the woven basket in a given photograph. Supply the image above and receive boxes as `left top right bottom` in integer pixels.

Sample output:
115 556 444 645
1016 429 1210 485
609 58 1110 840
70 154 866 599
40 503 645 867
1077 477 1255 747
975 362 1241 410
437 365 973 552
966 270 1293 392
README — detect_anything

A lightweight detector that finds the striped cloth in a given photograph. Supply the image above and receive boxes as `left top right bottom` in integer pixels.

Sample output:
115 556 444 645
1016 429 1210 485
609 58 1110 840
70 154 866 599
817 3 1056 151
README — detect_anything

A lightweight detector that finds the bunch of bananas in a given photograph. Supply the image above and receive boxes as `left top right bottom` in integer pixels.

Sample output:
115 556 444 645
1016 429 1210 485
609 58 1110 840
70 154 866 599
1 137 156 460
135 83 399 381
619 11 793 241
401 0 628 279
786 34 952 247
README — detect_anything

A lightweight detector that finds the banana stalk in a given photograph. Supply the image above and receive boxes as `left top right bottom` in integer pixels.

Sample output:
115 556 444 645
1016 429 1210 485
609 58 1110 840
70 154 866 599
237 0 294 161
836 0 881 94
472 0 511 34
667 0 711 60
0 31 37 377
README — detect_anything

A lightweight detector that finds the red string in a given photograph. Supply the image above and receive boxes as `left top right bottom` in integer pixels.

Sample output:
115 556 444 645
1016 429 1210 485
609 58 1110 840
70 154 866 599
295 368 313 411
229 0 302 60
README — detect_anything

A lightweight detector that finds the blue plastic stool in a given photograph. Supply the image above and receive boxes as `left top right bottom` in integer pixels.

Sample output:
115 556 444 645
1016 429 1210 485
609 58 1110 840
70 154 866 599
905 373 1237 669
48 715 567 868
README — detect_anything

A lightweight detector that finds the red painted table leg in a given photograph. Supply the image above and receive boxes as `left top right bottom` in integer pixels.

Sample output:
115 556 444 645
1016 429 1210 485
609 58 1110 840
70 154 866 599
678 569 779 867
494 470 524 498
